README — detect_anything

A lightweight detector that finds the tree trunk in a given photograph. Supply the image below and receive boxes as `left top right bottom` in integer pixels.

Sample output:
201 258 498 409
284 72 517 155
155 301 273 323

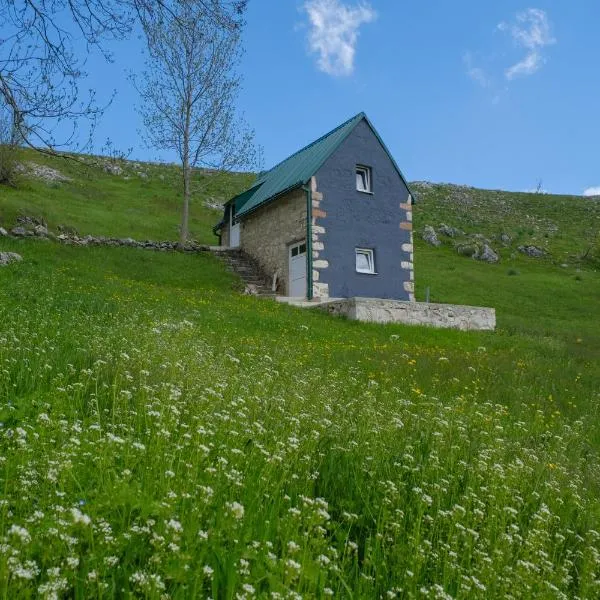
180 158 191 248
180 101 192 249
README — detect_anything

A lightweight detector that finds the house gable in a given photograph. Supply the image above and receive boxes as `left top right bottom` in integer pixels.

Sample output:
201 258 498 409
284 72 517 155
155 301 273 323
218 112 414 224
312 118 414 301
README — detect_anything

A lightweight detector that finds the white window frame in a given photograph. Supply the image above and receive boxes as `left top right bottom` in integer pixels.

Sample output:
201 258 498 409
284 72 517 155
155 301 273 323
356 165 372 193
355 248 376 274
290 241 307 258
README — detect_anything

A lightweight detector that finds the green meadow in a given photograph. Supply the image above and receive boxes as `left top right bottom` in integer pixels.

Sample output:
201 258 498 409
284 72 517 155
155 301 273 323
0 153 599 598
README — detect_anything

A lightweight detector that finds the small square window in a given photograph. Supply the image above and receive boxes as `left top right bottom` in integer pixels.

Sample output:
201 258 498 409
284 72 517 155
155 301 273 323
356 165 372 193
355 248 375 274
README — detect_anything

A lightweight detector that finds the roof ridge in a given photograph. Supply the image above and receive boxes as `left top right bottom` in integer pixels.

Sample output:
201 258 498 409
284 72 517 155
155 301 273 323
257 111 365 181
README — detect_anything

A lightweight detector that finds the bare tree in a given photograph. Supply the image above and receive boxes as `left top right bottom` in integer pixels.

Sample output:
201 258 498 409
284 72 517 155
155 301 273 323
0 0 134 151
134 0 257 246
0 0 247 152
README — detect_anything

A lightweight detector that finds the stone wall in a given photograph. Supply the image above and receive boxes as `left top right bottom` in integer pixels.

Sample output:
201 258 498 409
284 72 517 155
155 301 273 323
318 298 495 331
240 188 307 295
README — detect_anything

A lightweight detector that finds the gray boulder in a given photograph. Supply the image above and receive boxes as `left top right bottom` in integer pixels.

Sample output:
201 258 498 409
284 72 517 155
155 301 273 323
0 227 7 236
518 245 546 258
478 244 499 263
422 225 441 247
438 223 464 238
33 224 48 236
103 163 123 176
499 232 512 245
25 163 70 183
16 215 46 227
10 226 27 237
0 252 22 266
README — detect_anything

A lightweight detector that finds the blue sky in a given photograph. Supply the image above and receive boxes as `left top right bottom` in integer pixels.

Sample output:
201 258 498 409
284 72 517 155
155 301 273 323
83 1 600 196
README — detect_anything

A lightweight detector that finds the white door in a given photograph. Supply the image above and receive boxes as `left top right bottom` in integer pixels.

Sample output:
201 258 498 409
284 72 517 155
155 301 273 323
230 207 240 248
289 241 307 297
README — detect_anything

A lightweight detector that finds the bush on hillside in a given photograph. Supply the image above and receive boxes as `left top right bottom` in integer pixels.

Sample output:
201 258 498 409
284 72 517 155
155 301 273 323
0 113 19 186
0 143 19 186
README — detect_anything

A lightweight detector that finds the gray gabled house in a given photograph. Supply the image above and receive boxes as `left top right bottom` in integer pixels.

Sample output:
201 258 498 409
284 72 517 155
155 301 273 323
214 112 415 301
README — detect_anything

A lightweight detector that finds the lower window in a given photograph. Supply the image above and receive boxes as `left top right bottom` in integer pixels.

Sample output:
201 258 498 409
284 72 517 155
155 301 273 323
355 248 375 274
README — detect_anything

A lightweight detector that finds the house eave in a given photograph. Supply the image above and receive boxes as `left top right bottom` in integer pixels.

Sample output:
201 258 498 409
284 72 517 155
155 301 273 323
235 182 307 221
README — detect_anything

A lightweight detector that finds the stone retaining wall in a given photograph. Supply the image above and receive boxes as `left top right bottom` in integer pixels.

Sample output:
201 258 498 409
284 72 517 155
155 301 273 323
54 234 213 252
318 297 495 331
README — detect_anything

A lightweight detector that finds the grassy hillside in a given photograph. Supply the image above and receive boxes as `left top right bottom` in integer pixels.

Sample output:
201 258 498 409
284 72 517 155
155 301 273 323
0 148 253 242
409 183 600 361
0 153 599 597
412 181 600 264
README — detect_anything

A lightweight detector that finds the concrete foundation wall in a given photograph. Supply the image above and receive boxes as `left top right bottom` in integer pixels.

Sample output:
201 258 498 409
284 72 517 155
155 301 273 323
240 189 307 295
319 298 495 331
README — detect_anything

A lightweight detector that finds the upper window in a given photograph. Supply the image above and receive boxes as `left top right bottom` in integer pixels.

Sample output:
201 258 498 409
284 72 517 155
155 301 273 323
355 248 375 274
356 165 372 193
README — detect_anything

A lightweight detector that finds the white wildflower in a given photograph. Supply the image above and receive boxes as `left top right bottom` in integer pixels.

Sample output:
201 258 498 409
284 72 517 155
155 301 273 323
166 519 183 533
8 525 31 543
227 501 244 520
285 559 301 571
71 507 91 526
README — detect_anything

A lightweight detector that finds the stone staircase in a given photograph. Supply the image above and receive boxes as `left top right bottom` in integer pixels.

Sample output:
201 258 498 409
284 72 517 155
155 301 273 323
212 248 275 298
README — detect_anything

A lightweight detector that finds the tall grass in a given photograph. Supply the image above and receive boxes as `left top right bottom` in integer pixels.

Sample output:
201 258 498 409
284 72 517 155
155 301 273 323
0 243 598 598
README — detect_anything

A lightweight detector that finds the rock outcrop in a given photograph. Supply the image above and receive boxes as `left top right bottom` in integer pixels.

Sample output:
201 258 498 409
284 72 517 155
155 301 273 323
0 252 23 266
518 245 546 258
422 225 441 247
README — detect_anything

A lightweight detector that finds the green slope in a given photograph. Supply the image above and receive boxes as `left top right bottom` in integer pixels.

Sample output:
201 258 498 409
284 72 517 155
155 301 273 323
411 183 600 359
0 241 598 597
412 181 600 266
0 148 253 242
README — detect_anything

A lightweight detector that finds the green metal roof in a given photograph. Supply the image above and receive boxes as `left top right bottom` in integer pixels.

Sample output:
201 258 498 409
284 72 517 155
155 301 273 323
233 112 365 217
228 111 414 219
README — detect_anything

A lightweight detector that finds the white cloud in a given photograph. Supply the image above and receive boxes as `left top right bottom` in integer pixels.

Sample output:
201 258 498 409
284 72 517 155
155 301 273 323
463 52 490 88
583 187 600 197
499 8 556 80
303 0 377 77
